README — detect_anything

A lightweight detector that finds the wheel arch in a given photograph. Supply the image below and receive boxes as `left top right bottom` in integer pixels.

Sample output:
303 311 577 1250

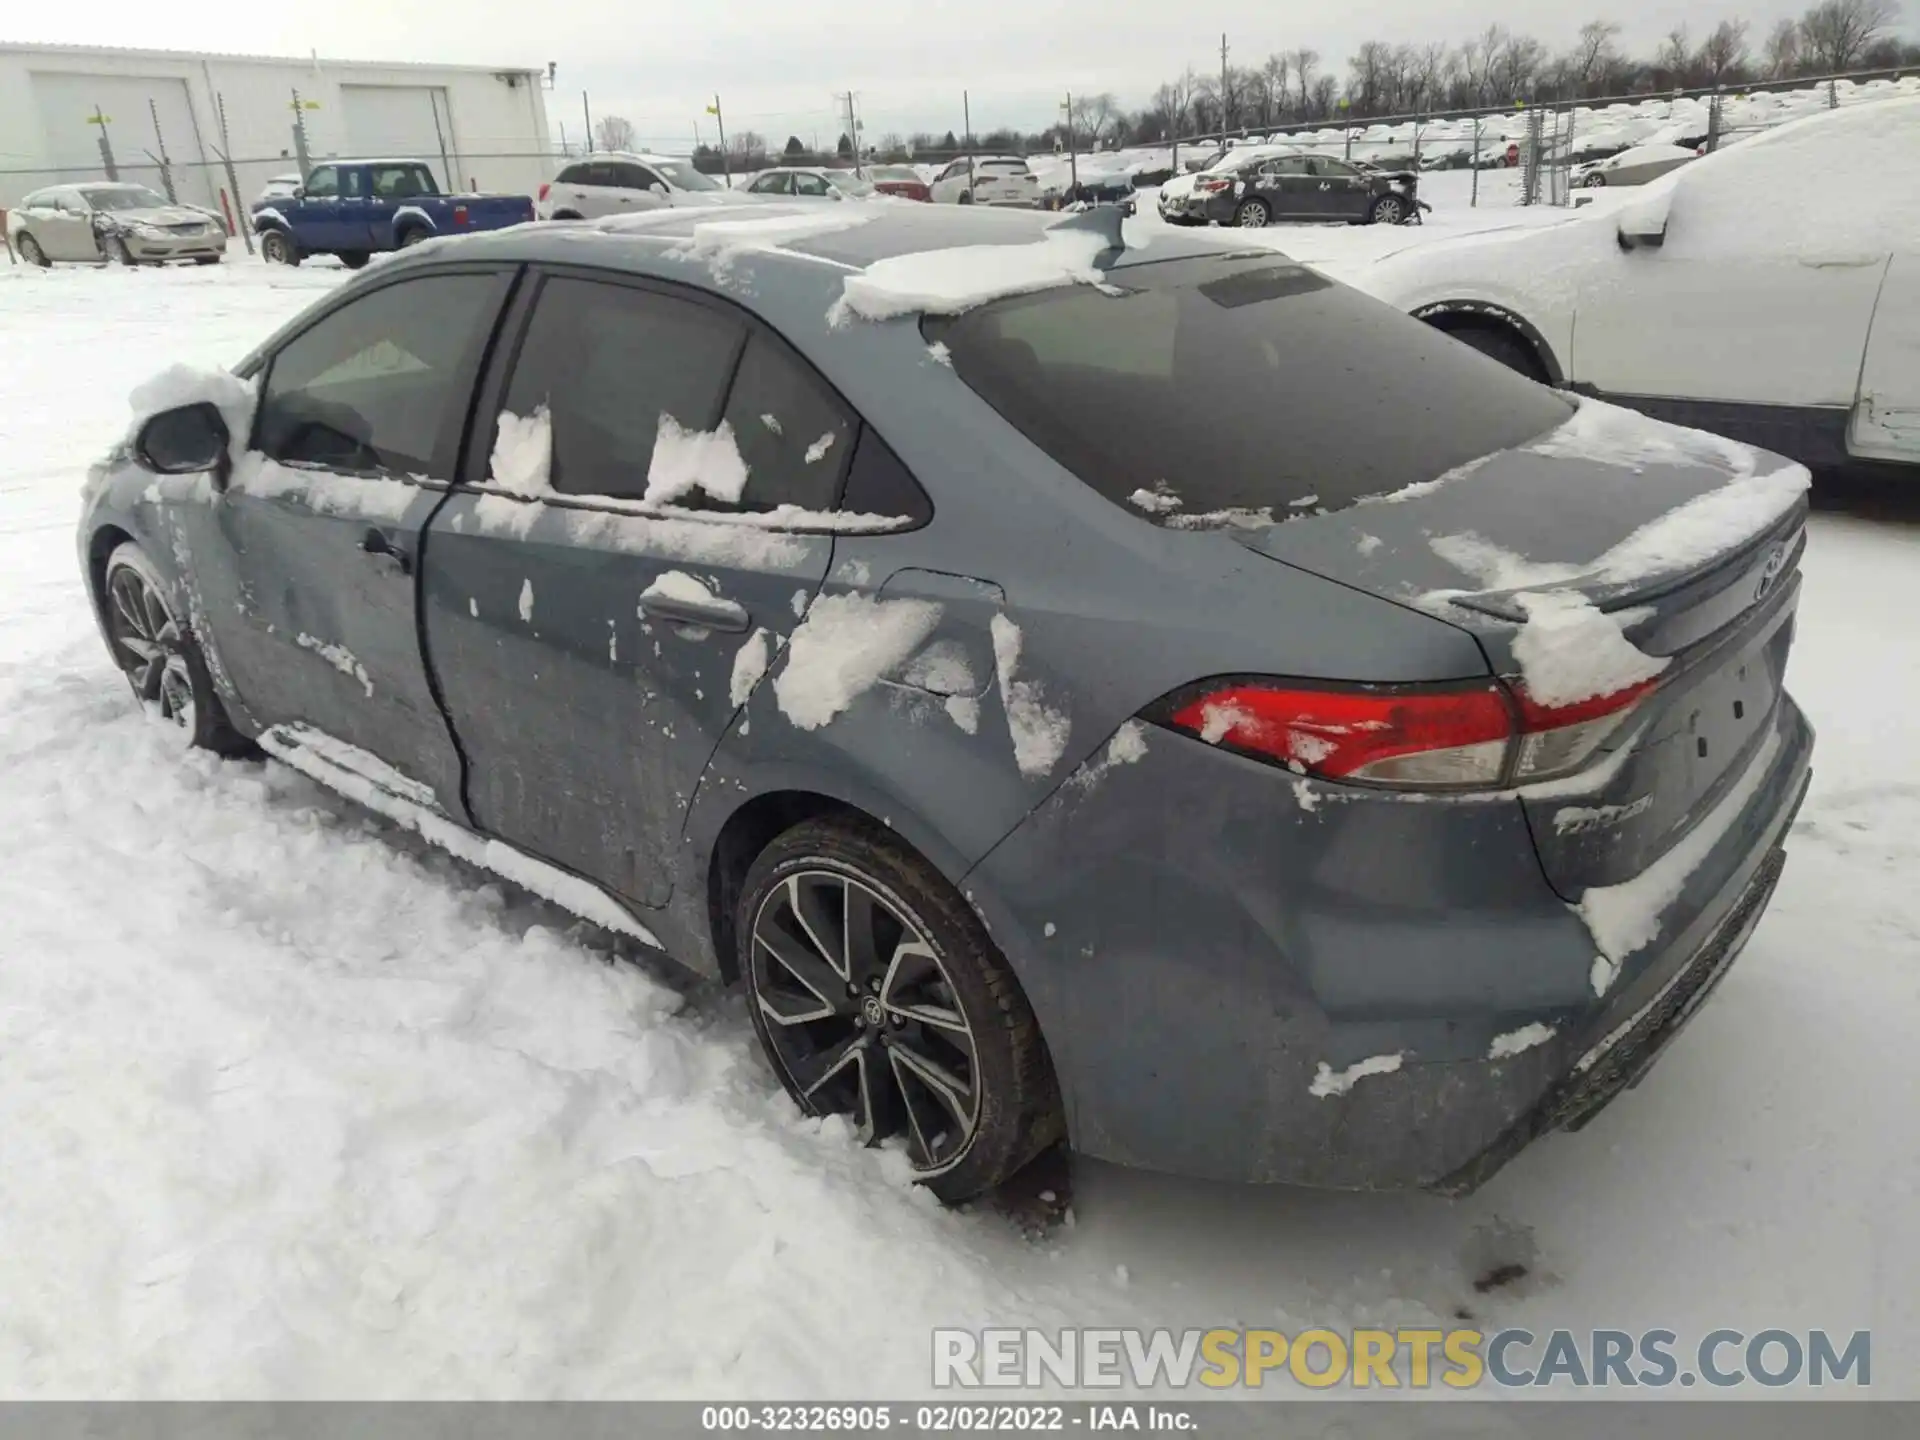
705 789 867 983
1413 300 1563 385
85 522 139 627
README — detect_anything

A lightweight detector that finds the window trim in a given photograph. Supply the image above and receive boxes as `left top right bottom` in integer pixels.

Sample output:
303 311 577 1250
246 263 522 482
456 261 927 534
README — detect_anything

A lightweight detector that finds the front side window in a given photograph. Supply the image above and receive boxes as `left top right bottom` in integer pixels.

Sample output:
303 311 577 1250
303 166 339 199
928 256 1571 521
499 277 744 501
749 173 791 195
257 272 510 476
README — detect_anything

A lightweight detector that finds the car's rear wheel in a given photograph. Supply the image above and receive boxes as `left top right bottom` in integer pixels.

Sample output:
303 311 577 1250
100 543 251 756
1444 323 1548 382
398 228 430 248
1368 194 1407 225
260 229 299 266
1232 198 1271 227
1584 172 1608 188
337 250 370 269
740 818 1062 1203
18 233 51 267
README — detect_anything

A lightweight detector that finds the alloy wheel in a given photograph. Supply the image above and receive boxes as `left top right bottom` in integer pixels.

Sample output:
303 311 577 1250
1236 201 1268 227
750 869 981 1173
105 563 196 733
1374 196 1405 224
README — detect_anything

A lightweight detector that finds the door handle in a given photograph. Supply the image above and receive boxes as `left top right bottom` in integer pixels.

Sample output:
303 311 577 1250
639 594 749 632
360 528 412 576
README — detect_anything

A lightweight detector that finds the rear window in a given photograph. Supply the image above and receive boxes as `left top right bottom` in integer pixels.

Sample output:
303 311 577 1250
979 160 1030 173
925 254 1571 525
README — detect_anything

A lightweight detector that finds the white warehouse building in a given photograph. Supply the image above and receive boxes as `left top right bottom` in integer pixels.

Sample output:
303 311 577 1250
0 42 555 215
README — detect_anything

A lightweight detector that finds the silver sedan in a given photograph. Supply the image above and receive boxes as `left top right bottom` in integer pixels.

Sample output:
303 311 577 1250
7 183 227 266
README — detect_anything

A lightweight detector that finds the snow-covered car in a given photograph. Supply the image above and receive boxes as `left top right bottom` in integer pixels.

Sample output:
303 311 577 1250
7 183 226 267
1573 142 1699 188
928 156 1039 206
1157 146 1300 226
743 167 875 200
1351 96 1920 477
538 152 756 220
85 204 1815 1204
254 173 302 207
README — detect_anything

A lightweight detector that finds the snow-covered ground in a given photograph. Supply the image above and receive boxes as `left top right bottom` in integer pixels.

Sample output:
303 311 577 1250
2 247 1915 1399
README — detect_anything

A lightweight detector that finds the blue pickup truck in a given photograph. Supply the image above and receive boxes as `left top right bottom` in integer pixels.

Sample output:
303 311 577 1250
251 159 534 268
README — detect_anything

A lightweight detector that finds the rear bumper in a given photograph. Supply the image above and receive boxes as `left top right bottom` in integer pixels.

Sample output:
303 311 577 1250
965 693 1813 1190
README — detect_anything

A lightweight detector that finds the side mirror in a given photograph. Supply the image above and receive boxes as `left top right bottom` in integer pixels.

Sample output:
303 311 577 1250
137 403 230 478
1616 189 1672 251
291 185 307 200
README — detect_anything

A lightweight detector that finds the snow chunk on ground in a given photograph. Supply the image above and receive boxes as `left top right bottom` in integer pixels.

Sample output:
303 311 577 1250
1309 1052 1405 1098
1580 724 1784 963
833 228 1110 324
730 628 772 708
774 594 943 731
490 407 552 492
1511 591 1670 708
990 614 1073 779
645 416 750 507
1489 1023 1557 1060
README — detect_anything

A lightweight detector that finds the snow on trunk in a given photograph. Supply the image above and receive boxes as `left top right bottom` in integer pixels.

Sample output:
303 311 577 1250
773 594 943 731
990 614 1072 779
831 228 1111 325
1511 591 1669 708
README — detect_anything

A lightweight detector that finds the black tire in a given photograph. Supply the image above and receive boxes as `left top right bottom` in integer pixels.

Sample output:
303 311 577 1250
259 229 300 266
104 233 136 266
551 210 584 221
957 191 973 206
18 232 51 267
397 227 430 248
100 542 253 757
1445 323 1548 382
1584 172 1608 188
194 255 223 266
739 817 1063 1203
336 250 370 270
1368 194 1408 226
1232 198 1271 228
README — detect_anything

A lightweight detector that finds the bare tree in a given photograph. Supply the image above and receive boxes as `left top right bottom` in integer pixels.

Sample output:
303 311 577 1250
1461 26 1506 105
1153 69 1200 140
1699 19 1752 85
1565 19 1623 96
1799 0 1900 73
1656 25 1693 83
1407 42 1448 112
726 129 766 165
1764 17 1804 76
1493 31 1548 100
1263 53 1292 121
1292 48 1321 111
1308 74 1340 118
1347 40 1395 115
592 115 636 152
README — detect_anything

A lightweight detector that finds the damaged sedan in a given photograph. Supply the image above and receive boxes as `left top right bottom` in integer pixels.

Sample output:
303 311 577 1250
79 204 1811 1202
8 182 227 267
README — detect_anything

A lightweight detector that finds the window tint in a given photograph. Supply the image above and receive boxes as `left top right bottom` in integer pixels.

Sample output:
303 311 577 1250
257 273 509 477
610 163 657 191
1319 159 1358 178
792 172 831 197
720 334 855 512
927 255 1571 521
501 277 744 501
749 173 789 194
304 166 338 198
556 163 587 184
369 163 436 198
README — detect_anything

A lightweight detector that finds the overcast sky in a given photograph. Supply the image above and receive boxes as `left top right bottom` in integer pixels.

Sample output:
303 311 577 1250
10 2 1888 147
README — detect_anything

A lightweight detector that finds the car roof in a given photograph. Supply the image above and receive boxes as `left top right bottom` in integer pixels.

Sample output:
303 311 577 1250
420 202 1243 283
578 150 692 166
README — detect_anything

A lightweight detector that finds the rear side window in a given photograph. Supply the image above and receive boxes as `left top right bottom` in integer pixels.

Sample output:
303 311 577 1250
927 255 1571 523
720 334 855 512
258 272 510 477
555 163 587 184
502 277 744 500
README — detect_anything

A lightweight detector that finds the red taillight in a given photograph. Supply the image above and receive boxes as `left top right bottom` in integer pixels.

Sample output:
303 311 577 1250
1161 676 1657 790
1199 177 1234 192
453 204 470 226
538 182 551 201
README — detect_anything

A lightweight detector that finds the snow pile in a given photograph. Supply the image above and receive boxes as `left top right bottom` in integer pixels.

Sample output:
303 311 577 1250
773 593 943 731
644 416 751 507
663 209 875 278
1127 486 1182 515
489 406 552 492
1579 725 1785 968
990 615 1072 779
832 228 1110 324
729 628 773 708
1309 1052 1405 1098
1529 397 1757 480
127 364 258 465
1510 591 1669 708
1585 468 1811 590
232 458 417 522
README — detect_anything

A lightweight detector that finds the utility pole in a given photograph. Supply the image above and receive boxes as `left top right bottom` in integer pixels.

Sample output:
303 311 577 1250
582 91 593 150
834 90 862 173
707 95 730 185
963 89 973 191
1062 92 1078 194
1220 33 1231 141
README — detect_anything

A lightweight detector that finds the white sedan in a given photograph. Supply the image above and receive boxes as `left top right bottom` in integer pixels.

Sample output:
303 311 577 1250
1572 142 1700 188
1350 96 1920 475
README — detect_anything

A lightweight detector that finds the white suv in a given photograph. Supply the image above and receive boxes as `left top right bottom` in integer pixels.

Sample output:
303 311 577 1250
928 156 1039 206
537 152 756 220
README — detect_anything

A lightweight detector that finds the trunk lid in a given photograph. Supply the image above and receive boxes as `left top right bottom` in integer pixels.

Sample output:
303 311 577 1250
1239 401 1810 899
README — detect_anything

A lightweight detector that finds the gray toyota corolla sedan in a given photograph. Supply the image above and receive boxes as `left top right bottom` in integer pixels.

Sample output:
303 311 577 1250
79 204 1812 1201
